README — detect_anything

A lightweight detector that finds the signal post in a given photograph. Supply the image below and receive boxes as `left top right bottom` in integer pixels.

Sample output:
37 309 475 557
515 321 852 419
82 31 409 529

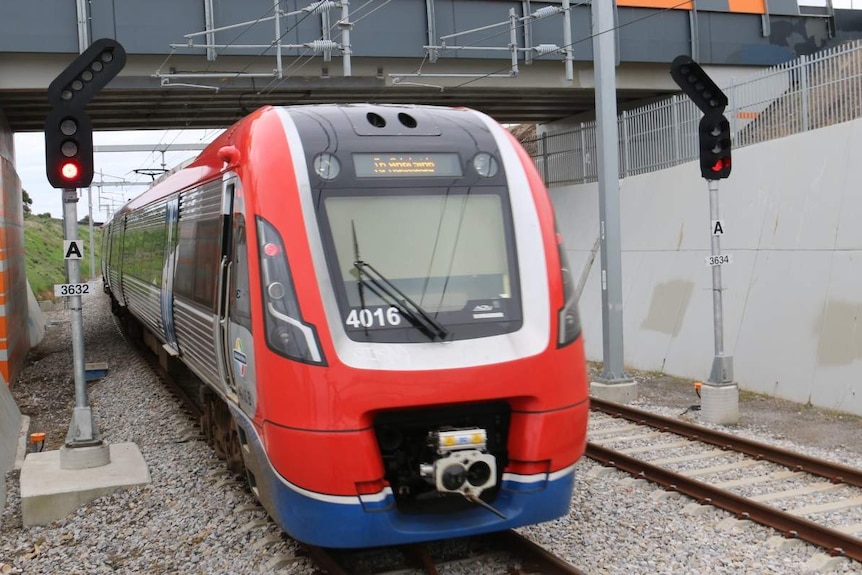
670 56 739 425
19 38 150 527
45 38 128 467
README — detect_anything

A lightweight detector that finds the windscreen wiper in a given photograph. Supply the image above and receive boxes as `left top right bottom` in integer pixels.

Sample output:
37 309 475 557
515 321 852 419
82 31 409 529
352 260 449 341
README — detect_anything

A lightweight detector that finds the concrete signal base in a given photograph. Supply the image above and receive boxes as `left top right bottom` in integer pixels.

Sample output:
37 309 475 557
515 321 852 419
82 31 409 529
20 442 150 526
590 379 639 404
701 382 740 425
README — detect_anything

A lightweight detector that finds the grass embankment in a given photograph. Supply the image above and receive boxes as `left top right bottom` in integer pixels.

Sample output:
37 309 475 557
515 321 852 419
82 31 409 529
24 215 103 300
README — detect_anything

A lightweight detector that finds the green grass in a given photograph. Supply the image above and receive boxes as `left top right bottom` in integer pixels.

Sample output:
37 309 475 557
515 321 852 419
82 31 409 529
24 215 103 300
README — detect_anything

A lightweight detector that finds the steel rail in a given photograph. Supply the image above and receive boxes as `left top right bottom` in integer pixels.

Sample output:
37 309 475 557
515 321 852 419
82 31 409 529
302 544 352 575
586 443 862 562
301 531 588 575
590 398 862 488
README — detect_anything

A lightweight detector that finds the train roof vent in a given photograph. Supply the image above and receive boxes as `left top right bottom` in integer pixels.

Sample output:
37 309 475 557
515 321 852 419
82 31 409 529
367 112 386 128
347 106 441 136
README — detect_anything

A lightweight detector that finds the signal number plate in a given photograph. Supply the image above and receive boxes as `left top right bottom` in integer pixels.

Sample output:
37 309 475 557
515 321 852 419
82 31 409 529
705 254 733 267
54 283 90 297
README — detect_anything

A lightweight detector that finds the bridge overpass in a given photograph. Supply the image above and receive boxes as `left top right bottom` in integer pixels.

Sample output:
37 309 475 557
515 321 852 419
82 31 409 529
0 1 860 130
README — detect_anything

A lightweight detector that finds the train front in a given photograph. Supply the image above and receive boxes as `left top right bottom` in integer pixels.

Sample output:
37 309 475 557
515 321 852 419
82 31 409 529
242 104 589 548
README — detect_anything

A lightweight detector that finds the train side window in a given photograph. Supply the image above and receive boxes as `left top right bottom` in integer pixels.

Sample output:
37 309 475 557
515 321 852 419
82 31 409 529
174 220 196 301
175 217 220 311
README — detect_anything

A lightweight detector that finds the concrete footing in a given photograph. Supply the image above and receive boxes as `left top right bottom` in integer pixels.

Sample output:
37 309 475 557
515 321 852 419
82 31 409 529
20 442 150 526
590 379 639 404
701 382 739 425
60 442 111 470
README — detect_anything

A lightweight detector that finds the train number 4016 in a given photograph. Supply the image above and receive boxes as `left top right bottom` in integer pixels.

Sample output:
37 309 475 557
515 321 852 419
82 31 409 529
345 307 402 329
54 283 90 297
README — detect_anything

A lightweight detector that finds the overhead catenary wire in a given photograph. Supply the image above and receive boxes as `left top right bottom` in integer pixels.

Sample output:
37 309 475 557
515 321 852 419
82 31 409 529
128 1 326 185
127 0 696 195
446 0 695 91
382 0 694 94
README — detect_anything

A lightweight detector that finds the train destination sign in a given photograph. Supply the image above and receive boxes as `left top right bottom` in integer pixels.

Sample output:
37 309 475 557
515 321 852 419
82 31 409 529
353 153 463 178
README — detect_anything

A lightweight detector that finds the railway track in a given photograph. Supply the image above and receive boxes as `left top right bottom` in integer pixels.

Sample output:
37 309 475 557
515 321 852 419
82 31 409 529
302 530 587 575
588 398 862 563
124 320 587 575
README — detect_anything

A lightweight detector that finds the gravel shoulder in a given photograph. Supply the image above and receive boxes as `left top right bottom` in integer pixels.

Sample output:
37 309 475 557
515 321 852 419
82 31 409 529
599 365 862 460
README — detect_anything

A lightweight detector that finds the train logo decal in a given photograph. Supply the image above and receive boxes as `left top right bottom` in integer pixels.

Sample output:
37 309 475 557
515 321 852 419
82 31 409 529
233 338 247 377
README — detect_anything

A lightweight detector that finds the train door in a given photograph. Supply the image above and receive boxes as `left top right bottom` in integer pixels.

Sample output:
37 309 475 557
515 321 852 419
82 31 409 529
160 198 179 354
111 215 127 307
216 176 256 413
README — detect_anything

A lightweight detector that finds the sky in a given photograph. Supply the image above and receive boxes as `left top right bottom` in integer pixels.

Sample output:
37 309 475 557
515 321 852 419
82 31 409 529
14 128 222 223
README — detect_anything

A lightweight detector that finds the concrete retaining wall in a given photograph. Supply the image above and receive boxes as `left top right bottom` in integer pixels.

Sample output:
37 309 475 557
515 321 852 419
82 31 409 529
551 117 862 416
0 375 21 521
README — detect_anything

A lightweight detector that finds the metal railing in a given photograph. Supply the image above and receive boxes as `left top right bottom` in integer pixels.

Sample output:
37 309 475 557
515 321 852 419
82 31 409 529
526 39 862 185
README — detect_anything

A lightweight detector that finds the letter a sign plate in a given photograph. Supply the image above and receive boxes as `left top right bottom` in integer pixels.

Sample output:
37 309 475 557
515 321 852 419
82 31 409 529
64 240 83 260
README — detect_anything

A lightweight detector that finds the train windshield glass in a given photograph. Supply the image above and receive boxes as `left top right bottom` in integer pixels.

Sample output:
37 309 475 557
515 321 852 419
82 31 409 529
319 189 522 342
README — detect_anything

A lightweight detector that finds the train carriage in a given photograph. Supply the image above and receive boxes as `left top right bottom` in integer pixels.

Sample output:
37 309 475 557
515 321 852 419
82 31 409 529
103 103 589 548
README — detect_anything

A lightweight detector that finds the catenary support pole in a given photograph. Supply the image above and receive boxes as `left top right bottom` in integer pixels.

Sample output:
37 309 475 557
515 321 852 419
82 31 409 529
589 0 635 402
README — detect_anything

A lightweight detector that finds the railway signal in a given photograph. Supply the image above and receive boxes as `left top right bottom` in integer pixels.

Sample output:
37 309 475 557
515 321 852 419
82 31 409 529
44 38 126 189
45 107 94 189
698 112 732 180
44 39 127 466
669 55 738 424
669 55 728 115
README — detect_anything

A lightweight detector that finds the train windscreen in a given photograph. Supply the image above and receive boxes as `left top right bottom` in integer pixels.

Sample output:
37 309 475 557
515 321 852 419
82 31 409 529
318 189 522 342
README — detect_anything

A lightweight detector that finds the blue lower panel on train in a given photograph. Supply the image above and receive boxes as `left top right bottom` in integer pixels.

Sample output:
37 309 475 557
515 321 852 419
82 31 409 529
231 405 576 548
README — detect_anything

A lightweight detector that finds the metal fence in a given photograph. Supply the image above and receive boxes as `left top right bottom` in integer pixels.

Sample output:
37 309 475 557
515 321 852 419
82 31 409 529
526 38 862 186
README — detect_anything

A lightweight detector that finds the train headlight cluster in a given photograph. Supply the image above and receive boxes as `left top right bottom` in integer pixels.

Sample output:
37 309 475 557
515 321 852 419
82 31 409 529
257 217 326 365
555 221 582 347
420 427 497 496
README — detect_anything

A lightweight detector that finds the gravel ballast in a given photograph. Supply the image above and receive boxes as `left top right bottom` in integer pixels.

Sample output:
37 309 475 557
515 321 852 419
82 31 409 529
2 288 861 574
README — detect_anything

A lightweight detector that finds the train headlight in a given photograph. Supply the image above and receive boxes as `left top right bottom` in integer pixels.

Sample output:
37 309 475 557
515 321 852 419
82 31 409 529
472 152 499 178
313 153 341 180
429 450 497 495
267 281 285 300
422 427 497 496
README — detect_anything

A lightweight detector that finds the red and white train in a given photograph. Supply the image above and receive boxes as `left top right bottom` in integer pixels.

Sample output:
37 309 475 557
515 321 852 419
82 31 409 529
102 103 589 548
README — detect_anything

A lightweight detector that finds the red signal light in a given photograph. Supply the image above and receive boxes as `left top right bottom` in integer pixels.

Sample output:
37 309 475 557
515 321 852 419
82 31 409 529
60 160 80 181
710 158 730 172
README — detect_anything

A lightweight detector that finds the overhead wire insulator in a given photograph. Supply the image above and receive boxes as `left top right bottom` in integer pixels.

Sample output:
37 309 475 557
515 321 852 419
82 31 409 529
303 0 337 14
305 40 339 53
533 44 560 55
531 6 561 19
